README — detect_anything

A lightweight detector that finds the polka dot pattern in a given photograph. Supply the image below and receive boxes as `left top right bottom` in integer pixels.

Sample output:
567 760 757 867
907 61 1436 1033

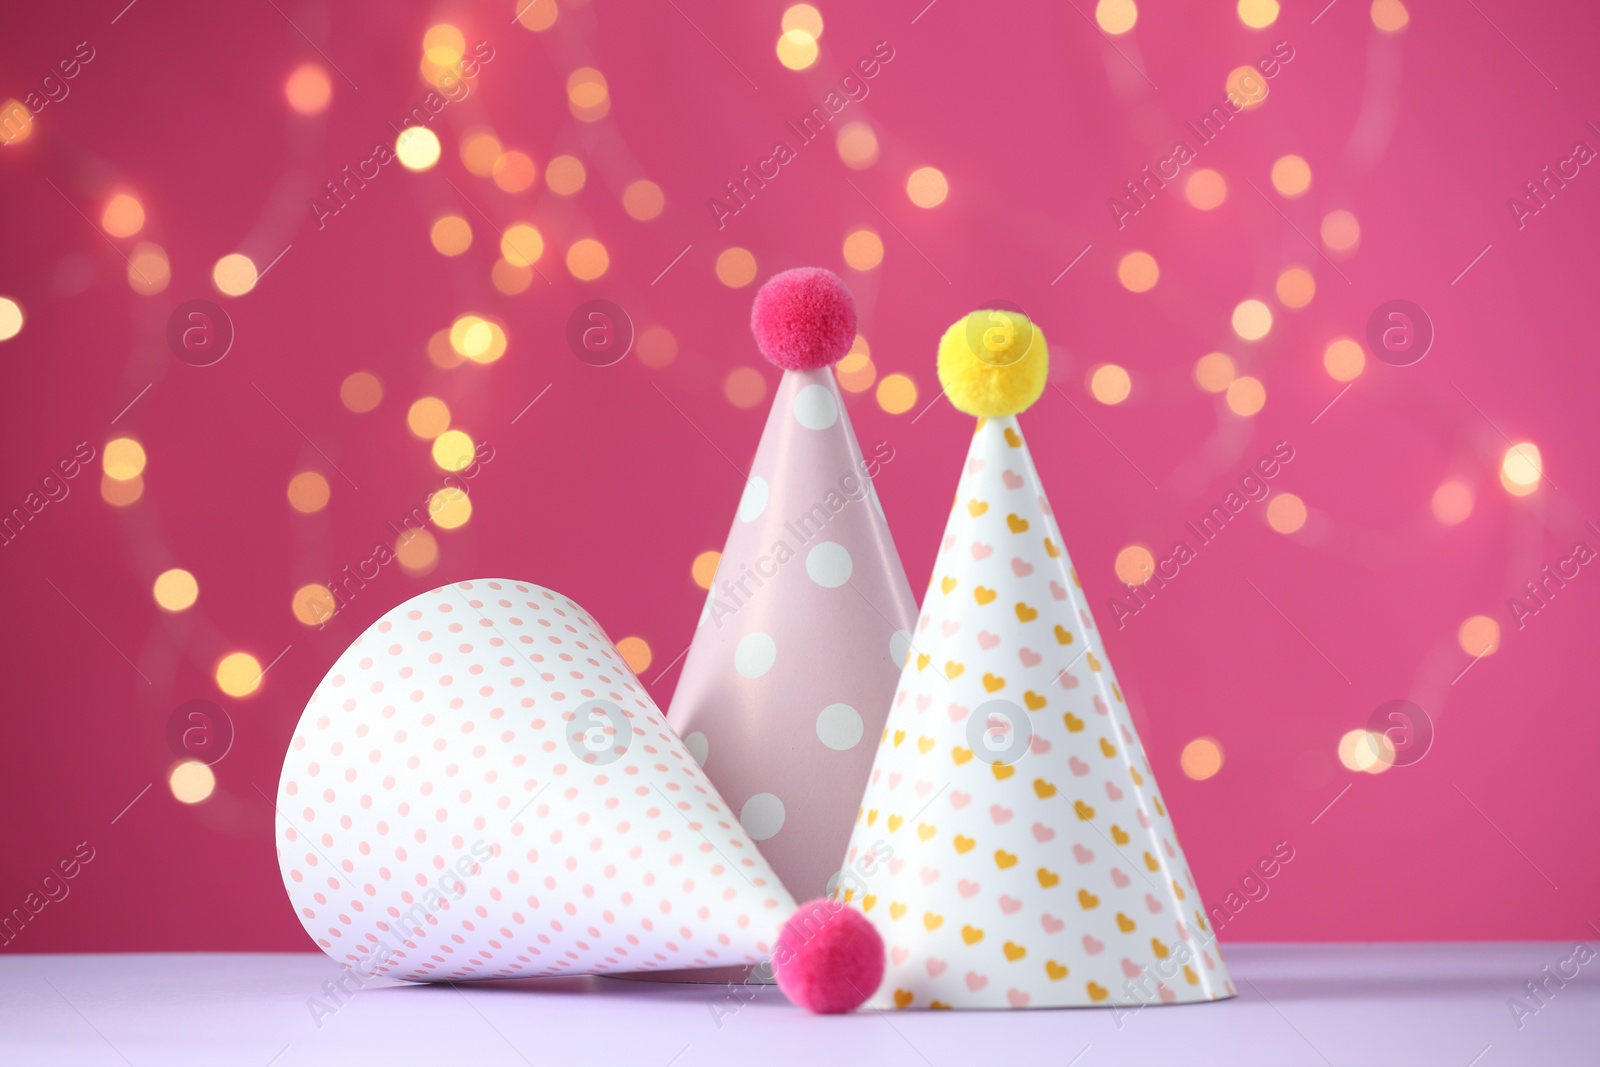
792 382 839 429
669 368 918 905
276 580 795 982
805 541 853 588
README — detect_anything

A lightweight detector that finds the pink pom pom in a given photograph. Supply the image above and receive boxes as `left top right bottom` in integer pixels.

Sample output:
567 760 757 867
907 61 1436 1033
772 898 885 1014
750 267 858 370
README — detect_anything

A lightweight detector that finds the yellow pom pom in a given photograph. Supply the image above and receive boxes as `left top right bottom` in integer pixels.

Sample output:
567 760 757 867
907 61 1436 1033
936 310 1049 417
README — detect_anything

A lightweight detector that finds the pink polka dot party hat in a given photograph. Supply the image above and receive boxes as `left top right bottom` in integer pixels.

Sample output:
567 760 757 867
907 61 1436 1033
834 310 1236 1011
665 268 919 904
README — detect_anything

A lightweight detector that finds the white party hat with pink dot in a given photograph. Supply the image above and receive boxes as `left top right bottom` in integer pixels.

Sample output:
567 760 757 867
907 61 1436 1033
668 268 918 905
276 580 800 982
837 312 1234 1010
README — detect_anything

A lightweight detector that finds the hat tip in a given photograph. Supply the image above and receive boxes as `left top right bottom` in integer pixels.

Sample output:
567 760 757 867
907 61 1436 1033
751 267 858 371
937 310 1050 418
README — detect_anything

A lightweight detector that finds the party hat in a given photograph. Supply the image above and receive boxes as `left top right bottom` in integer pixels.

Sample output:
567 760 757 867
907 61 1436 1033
276 579 883 1011
836 313 1235 1010
667 268 918 904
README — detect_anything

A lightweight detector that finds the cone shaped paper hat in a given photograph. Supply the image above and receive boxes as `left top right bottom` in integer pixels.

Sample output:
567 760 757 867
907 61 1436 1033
837 313 1235 1010
277 580 800 981
669 268 919 903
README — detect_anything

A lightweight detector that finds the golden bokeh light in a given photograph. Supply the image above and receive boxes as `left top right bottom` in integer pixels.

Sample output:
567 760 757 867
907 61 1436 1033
637 326 678 369
842 229 885 271
427 329 462 368
492 150 537 192
169 760 216 804
1117 251 1159 293
500 223 544 267
1089 364 1132 405
1458 615 1500 657
461 130 502 176
0 297 22 341
102 193 145 237
407 397 451 439
1231 299 1272 340
128 242 171 295
724 367 768 409
152 569 199 612
1500 442 1542 496
1431 481 1473 525
1371 0 1409 32
782 4 824 36
430 215 472 256
1 99 34 145
907 166 949 208
1275 267 1315 309
101 475 143 506
287 471 331 514
1225 66 1269 111
1114 545 1155 586
432 429 476 471
1185 168 1227 210
1226 376 1267 416
1321 210 1361 253
396 529 439 575
716 247 758 287
1323 337 1366 381
396 127 441 171
292 584 337 627
1194 352 1235 393
1338 729 1390 774
616 636 654 673
212 253 258 297
876 373 918 415
567 67 610 120
1266 493 1307 533
492 261 533 295
422 23 465 67
103 438 147 481
777 29 820 70
836 336 876 393
1270 154 1312 198
429 487 473 530
692 550 722 590
340 371 382 412
566 238 609 281
545 154 587 195
836 122 879 169
623 179 665 220
1095 0 1138 34
1180 737 1224 780
285 63 332 115
1237 0 1280 28
216 652 264 698
515 0 559 31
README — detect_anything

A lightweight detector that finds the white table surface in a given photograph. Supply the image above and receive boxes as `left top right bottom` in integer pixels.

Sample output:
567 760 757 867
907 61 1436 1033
0 944 1593 1066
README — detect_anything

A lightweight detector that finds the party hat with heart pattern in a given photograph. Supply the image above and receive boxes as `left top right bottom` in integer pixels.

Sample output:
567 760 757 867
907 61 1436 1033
835 311 1235 1010
667 268 918 906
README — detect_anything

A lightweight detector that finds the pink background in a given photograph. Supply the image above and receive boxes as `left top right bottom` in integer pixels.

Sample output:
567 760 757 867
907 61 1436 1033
2 0 1596 952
